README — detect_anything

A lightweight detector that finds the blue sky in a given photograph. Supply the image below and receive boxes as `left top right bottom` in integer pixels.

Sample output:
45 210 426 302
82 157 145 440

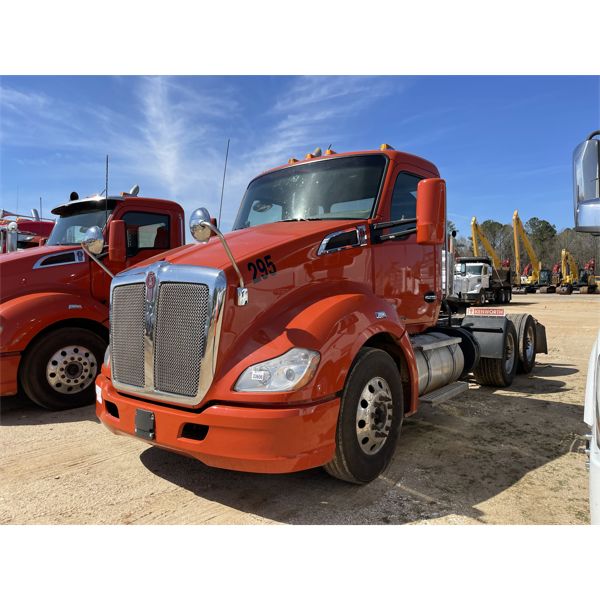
1 76 598 236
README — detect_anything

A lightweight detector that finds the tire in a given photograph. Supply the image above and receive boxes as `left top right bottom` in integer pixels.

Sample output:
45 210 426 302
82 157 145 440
20 327 106 410
506 313 536 374
324 347 404 484
472 320 518 387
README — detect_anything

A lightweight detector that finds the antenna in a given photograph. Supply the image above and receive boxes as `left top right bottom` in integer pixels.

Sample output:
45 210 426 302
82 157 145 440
39 197 42 220
218 138 230 228
105 155 109 231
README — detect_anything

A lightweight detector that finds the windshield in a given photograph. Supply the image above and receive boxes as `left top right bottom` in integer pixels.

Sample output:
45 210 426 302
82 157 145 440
233 155 387 230
466 264 483 275
47 208 112 246
455 263 484 275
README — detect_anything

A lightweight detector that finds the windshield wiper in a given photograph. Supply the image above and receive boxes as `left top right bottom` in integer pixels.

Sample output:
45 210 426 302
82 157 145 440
280 217 323 222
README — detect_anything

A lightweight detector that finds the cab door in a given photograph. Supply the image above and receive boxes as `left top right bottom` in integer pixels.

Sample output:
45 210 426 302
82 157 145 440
371 165 440 333
91 209 173 302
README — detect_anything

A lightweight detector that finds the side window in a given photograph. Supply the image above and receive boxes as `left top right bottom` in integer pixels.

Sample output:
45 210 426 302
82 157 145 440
121 212 170 257
390 172 422 234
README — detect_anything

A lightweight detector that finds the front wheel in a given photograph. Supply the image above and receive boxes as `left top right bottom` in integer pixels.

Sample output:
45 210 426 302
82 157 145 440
20 327 106 410
324 348 404 484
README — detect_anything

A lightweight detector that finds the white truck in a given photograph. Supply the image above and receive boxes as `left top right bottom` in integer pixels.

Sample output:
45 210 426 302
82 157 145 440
452 256 513 305
574 129 600 524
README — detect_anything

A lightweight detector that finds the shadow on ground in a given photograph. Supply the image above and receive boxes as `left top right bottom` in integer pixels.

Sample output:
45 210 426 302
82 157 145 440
0 393 96 426
139 368 586 525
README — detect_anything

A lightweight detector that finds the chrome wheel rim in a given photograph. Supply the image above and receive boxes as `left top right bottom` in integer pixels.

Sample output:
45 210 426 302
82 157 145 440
504 334 516 374
355 376 393 455
45 345 97 394
524 324 535 363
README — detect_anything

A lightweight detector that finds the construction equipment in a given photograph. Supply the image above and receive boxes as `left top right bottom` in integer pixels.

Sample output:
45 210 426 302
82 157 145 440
557 249 578 294
578 258 598 294
512 210 554 293
471 217 503 269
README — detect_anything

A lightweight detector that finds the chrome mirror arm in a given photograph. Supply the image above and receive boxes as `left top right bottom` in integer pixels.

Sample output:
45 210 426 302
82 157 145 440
201 222 248 306
80 244 115 278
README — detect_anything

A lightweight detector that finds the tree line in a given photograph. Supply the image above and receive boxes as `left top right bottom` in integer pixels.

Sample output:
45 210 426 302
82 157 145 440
449 218 600 273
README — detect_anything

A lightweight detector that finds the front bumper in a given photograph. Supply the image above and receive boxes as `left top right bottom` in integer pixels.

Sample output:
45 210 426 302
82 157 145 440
0 353 21 396
96 374 340 474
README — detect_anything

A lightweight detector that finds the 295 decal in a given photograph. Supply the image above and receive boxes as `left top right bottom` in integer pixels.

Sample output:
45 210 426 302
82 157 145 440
247 255 277 282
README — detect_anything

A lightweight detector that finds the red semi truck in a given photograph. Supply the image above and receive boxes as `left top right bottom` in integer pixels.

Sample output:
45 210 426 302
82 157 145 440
0 188 185 409
0 209 55 252
95 146 547 483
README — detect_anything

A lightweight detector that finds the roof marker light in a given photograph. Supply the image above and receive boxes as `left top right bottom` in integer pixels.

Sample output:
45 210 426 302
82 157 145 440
380 143 395 150
288 158 299 164
325 148 336 155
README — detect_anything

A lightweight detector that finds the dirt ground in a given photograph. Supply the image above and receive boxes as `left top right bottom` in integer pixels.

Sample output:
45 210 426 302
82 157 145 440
1 294 598 525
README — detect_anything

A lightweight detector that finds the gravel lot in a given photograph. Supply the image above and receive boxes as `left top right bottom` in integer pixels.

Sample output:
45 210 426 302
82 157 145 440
1 293 597 524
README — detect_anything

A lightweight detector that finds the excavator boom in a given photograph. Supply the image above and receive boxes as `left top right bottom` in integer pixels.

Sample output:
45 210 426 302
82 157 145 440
471 217 502 269
513 210 542 286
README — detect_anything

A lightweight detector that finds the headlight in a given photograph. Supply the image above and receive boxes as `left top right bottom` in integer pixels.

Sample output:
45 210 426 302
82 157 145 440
234 348 320 392
104 345 111 369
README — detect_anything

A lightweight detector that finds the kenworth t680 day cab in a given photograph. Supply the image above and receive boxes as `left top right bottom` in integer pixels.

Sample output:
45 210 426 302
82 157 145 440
95 146 547 484
0 188 185 409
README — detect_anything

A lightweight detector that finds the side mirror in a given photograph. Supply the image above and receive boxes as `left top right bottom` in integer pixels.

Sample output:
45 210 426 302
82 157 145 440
108 219 126 264
574 131 600 233
416 178 446 245
81 226 104 255
190 207 212 243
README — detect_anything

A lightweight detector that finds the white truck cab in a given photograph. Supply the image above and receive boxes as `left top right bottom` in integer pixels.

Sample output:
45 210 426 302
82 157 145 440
574 130 600 524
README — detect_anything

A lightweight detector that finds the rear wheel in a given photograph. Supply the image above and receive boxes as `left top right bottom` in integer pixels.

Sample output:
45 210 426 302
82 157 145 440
472 320 518 387
20 327 105 410
324 348 404 484
506 313 537 373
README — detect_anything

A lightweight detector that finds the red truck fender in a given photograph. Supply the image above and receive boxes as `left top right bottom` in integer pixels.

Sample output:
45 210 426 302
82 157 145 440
211 292 419 413
0 291 109 354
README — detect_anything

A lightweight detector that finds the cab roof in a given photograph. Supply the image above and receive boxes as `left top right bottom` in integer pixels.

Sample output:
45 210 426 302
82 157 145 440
255 148 440 182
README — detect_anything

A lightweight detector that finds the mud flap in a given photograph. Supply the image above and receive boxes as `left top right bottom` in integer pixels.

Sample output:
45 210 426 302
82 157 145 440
459 315 509 360
535 321 548 354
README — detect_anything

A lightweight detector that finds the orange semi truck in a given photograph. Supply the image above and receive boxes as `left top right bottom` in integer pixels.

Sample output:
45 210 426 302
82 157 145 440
95 147 547 483
0 188 185 409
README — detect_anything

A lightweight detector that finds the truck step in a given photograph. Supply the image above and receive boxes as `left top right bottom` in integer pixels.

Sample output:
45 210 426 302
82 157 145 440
418 380 469 406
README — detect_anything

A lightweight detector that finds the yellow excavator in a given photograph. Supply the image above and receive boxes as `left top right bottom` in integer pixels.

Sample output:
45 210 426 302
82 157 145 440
557 249 579 294
512 210 554 293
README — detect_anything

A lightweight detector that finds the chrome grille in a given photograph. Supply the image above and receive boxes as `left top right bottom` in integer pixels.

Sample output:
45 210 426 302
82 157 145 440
111 283 145 387
153 282 209 397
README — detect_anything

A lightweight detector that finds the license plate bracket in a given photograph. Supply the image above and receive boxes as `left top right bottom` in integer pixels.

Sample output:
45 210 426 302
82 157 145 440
135 409 155 440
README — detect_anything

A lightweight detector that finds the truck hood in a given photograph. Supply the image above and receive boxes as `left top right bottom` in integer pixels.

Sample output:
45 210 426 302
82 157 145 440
0 244 87 302
132 219 364 273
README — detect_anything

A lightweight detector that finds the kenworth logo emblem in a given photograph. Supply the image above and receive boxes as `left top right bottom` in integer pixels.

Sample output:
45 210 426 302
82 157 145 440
146 271 156 301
